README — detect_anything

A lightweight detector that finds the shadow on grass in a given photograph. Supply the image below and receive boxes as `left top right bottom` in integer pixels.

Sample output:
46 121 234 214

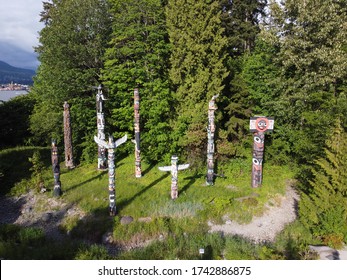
0 196 27 224
66 170 108 192
117 173 170 212
181 173 203 194
141 163 156 176
68 206 114 244
0 203 115 259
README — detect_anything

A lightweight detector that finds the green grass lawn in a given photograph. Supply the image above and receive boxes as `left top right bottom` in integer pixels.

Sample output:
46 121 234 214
1 146 302 260
57 154 294 223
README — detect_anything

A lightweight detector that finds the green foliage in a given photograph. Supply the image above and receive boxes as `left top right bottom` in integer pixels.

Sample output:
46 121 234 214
273 220 318 260
0 146 50 195
31 0 111 161
224 236 259 260
265 0 347 163
28 150 45 190
75 244 111 260
103 0 172 162
0 94 35 148
0 224 88 260
299 119 347 248
116 228 225 260
166 0 229 163
219 0 267 57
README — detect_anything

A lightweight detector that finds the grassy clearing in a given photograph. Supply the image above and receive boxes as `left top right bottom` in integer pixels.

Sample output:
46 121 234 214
1 146 299 259
55 154 294 224
0 146 51 195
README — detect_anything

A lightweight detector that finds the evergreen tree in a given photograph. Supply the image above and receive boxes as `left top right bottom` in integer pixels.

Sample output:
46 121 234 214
270 0 347 163
166 0 229 165
299 118 347 248
222 35 284 160
30 0 111 161
102 0 171 162
217 0 267 158
219 0 267 57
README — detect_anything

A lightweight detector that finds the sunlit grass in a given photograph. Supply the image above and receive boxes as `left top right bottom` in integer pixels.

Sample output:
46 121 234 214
1 146 297 259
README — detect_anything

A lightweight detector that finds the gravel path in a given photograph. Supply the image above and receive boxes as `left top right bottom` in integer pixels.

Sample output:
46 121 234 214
2 186 300 245
209 186 300 243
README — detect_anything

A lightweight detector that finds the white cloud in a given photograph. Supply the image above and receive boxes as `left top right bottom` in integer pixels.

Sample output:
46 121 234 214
0 0 43 68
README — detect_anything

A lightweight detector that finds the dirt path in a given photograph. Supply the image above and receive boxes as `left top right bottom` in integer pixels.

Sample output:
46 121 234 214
1 186 300 245
0 191 85 241
209 186 300 243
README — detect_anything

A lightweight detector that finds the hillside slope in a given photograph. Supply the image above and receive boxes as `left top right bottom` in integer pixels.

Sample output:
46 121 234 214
0 61 35 85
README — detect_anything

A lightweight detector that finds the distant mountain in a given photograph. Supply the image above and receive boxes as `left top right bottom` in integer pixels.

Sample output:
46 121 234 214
0 61 36 85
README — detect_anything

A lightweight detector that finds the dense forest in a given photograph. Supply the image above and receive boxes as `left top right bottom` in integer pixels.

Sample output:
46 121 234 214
1 0 347 255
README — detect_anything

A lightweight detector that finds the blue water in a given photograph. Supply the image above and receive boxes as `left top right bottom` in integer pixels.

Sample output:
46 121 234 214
0 90 28 102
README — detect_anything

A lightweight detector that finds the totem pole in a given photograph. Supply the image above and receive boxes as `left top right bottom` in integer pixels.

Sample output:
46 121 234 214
63 101 75 169
206 94 219 186
249 116 274 188
51 140 61 196
94 134 127 216
158 155 190 199
96 85 107 170
133 88 142 178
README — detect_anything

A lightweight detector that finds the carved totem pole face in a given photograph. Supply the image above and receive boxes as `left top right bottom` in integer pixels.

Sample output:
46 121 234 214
249 117 274 188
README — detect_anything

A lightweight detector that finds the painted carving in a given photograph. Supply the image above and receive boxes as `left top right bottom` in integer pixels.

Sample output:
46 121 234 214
63 101 75 169
51 140 61 196
96 85 107 170
94 134 127 216
133 88 142 178
158 155 190 199
206 94 219 185
249 116 274 188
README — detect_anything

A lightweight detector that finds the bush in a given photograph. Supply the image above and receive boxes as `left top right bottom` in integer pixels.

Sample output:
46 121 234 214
75 244 111 260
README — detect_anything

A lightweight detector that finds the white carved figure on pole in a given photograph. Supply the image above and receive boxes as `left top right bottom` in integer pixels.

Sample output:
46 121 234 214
158 155 190 199
133 88 142 178
206 94 219 185
96 85 107 170
51 140 61 196
63 101 75 169
94 134 127 216
249 117 274 188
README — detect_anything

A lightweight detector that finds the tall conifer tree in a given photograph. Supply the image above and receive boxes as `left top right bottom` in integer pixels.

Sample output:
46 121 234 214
102 0 171 162
31 0 111 161
219 0 267 57
166 0 229 164
218 0 267 158
299 117 347 247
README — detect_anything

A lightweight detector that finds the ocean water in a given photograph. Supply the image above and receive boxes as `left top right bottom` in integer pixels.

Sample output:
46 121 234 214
0 90 28 102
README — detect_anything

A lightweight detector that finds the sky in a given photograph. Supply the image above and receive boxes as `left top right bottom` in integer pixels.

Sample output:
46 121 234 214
0 0 44 69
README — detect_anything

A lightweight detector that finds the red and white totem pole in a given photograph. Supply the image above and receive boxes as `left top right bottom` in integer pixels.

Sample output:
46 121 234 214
133 88 142 178
63 101 75 169
159 155 190 199
51 140 61 196
249 116 274 188
96 85 107 170
94 134 127 216
206 94 219 186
